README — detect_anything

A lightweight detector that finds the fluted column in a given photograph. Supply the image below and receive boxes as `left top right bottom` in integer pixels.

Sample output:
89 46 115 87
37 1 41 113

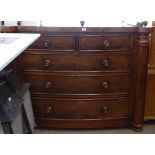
132 27 151 131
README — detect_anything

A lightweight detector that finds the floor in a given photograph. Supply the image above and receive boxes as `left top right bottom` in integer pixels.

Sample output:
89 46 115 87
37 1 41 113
1 121 154 134
34 121 155 134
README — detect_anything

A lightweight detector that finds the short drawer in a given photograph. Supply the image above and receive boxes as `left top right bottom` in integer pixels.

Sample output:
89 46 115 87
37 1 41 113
22 52 131 71
79 35 132 50
32 97 129 119
28 35 75 50
24 73 130 95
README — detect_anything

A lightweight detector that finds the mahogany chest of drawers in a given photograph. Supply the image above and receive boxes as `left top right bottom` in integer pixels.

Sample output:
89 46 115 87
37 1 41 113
16 26 150 131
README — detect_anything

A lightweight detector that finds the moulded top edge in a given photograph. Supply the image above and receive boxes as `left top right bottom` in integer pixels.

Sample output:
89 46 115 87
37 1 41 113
16 26 142 33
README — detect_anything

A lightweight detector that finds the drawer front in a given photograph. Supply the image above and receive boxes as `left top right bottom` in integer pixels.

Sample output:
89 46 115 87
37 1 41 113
29 35 75 50
32 97 129 119
79 35 132 50
22 52 131 71
24 73 130 95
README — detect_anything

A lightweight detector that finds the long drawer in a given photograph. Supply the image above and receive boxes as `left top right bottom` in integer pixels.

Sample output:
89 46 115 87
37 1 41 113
79 35 132 50
32 97 129 119
22 51 131 71
23 72 130 95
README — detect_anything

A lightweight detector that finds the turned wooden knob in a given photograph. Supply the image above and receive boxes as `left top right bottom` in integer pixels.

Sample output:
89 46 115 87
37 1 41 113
44 59 51 67
102 81 109 90
102 106 108 114
46 106 53 114
103 40 111 48
43 40 49 47
45 82 52 89
102 59 110 68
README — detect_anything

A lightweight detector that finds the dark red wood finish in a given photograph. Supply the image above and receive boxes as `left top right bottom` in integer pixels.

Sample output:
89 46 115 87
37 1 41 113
15 26 150 131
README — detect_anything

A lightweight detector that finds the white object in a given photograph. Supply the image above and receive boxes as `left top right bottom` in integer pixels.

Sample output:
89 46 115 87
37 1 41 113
0 33 40 71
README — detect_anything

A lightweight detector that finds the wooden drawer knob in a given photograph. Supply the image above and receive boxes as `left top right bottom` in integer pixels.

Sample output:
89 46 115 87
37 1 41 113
102 81 109 90
102 59 110 68
46 106 53 114
45 82 52 89
102 106 108 114
44 59 51 67
103 40 111 48
43 40 50 47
